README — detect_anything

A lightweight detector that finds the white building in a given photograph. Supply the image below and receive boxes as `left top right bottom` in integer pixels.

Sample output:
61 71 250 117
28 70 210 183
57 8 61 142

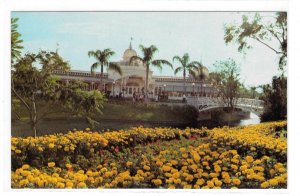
53 43 215 99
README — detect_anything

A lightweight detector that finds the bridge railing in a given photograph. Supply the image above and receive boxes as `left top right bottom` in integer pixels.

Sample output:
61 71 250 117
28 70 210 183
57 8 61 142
186 96 264 110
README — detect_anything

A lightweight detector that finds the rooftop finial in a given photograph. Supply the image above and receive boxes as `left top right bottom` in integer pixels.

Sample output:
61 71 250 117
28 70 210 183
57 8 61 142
56 43 60 54
129 37 133 49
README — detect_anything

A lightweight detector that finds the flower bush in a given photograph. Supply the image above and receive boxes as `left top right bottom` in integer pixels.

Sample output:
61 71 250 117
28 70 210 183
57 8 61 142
11 121 287 189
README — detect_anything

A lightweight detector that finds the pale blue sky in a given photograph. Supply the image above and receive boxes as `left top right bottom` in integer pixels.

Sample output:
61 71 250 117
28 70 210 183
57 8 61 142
12 12 282 87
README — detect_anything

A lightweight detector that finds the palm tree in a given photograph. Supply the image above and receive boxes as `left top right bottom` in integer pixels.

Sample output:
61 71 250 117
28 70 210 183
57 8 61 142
173 53 200 95
129 45 172 99
190 62 209 96
88 49 122 91
11 18 23 64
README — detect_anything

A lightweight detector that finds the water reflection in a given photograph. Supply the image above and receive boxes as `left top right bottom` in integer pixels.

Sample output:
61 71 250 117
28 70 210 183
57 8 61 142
238 112 261 126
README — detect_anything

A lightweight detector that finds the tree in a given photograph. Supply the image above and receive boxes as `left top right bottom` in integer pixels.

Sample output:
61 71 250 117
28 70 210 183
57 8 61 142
260 75 287 122
173 53 199 95
224 12 287 70
12 51 106 137
212 59 241 111
11 18 24 63
190 62 210 96
250 86 257 99
129 45 173 99
88 49 122 91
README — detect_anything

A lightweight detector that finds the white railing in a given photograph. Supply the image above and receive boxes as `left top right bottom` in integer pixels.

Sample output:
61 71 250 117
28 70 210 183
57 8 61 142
186 96 264 111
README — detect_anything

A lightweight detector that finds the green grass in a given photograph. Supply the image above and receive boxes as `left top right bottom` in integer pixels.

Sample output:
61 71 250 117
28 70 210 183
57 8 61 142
12 101 196 137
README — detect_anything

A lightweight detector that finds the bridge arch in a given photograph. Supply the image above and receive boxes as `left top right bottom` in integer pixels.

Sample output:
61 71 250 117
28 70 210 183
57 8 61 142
186 97 264 116
197 105 262 116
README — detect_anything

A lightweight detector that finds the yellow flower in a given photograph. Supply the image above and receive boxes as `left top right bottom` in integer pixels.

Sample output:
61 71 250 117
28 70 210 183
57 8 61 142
260 181 269 188
162 165 171 172
126 161 133 167
196 178 205 186
19 179 29 186
48 143 55 148
152 179 162 186
64 146 70 152
66 163 72 169
48 162 55 167
172 172 180 179
77 182 87 188
207 180 214 188
56 182 65 188
214 180 222 187
143 165 150 171
245 156 254 163
269 179 279 186
183 184 192 189
232 178 241 186
278 168 286 173
171 160 178 166
21 164 30 170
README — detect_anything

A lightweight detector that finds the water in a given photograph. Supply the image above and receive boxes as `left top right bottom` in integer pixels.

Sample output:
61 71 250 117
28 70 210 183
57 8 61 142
238 112 261 126
12 112 261 137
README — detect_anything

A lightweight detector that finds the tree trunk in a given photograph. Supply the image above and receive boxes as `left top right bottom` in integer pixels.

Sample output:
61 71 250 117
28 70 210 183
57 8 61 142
31 121 37 138
100 64 104 91
183 69 186 95
31 95 38 137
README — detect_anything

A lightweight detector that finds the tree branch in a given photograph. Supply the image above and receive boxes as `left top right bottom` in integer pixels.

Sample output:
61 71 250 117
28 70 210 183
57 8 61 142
253 36 282 54
12 84 31 114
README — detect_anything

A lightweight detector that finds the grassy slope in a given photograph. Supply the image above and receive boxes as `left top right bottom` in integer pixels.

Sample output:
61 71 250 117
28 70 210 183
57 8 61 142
12 101 192 137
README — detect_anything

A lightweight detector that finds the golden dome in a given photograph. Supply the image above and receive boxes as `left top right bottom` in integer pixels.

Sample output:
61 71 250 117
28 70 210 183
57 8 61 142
123 42 137 62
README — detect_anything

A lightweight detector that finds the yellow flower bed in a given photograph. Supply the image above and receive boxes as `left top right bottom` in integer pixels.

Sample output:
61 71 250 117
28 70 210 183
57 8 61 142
11 121 287 189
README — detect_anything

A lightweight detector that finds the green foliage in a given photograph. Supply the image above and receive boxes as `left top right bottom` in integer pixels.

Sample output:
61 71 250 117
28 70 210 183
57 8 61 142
11 18 24 63
238 84 261 99
12 51 106 136
173 53 200 94
260 76 287 122
212 59 241 111
88 49 122 78
129 45 172 98
224 12 287 70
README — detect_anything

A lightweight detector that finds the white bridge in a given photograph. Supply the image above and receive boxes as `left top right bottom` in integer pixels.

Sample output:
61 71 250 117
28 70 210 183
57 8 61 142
186 97 264 116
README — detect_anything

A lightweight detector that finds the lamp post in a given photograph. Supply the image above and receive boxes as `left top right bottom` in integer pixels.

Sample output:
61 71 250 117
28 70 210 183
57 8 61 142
192 83 195 96
113 81 115 97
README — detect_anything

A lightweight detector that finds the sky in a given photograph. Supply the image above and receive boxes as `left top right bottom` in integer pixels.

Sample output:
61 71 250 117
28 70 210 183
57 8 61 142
11 12 282 87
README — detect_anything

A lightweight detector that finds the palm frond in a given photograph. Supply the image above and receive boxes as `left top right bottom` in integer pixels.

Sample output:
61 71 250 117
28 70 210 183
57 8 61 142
174 67 183 75
91 62 100 73
152 59 173 71
129 56 143 66
88 51 97 58
182 53 190 65
103 48 115 57
108 62 122 75
173 56 184 66
149 45 158 53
